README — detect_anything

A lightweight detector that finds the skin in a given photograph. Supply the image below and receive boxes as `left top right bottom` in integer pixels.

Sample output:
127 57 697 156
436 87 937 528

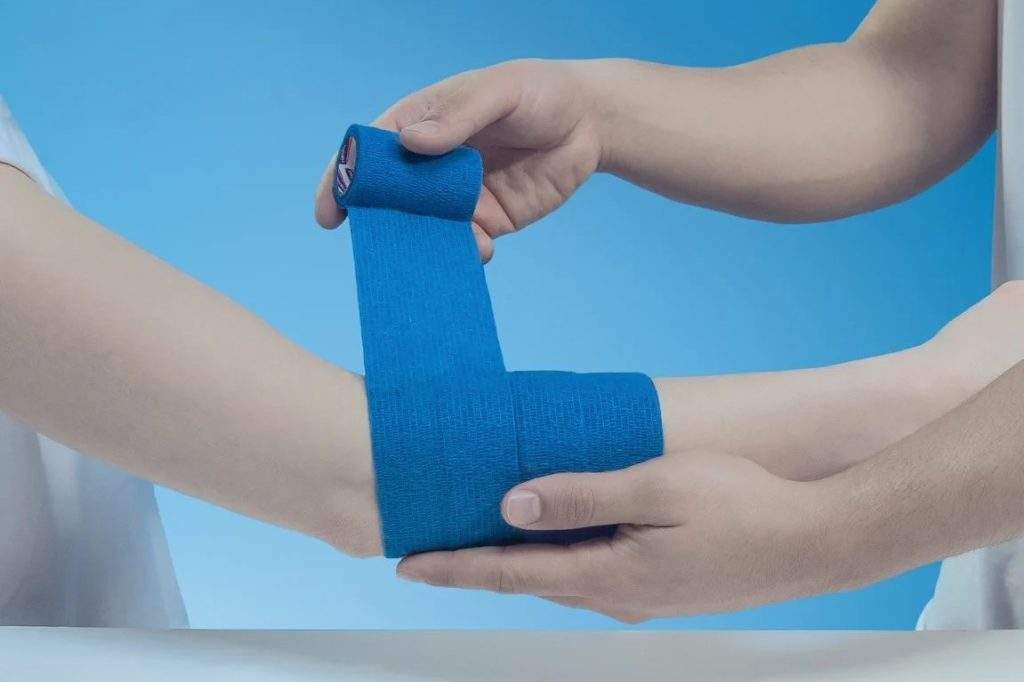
321 0 1016 621
396 354 1024 624
1 0 1013 622
5 154 1023 577
0 164 381 557
314 2 995 253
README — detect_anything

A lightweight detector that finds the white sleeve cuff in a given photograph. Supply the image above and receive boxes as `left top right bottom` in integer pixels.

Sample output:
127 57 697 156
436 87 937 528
0 96 67 202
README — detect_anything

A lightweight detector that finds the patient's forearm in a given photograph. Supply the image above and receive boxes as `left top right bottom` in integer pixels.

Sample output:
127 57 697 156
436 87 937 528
656 347 952 481
657 283 1024 481
0 165 381 555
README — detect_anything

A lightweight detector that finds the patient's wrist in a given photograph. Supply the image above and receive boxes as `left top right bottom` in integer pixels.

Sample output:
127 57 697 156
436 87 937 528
823 346 953 473
907 339 984 426
879 345 953 426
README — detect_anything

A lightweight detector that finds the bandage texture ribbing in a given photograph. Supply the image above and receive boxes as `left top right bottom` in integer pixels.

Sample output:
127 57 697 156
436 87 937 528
335 124 663 557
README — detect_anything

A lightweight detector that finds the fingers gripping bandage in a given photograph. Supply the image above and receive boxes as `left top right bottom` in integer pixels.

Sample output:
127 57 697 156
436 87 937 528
335 125 663 557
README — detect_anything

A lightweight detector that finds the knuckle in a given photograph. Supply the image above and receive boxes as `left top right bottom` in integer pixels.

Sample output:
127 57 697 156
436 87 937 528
415 94 445 122
486 546 520 594
495 564 520 595
387 94 433 128
562 483 597 527
428 73 478 114
427 555 456 588
609 528 645 560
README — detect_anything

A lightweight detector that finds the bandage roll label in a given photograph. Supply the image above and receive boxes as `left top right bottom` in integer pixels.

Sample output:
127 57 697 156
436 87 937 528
336 124 663 557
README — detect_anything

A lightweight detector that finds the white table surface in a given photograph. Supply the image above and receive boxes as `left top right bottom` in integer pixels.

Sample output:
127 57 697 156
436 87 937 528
0 629 1021 681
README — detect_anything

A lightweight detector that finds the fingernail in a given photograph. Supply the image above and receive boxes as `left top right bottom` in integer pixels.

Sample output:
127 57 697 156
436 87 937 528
403 120 441 136
505 489 541 527
397 563 424 583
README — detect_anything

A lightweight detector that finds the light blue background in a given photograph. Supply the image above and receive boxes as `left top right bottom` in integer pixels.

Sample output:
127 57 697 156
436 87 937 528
1 1 995 628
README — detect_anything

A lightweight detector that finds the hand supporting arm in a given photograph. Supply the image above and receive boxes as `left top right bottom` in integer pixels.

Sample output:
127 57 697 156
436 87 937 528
393 302 1024 622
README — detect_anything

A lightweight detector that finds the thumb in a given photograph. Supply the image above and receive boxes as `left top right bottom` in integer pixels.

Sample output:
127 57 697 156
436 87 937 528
502 458 678 531
398 69 518 156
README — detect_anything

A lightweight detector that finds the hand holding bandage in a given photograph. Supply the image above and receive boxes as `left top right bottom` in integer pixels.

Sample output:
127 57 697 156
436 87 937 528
334 124 663 557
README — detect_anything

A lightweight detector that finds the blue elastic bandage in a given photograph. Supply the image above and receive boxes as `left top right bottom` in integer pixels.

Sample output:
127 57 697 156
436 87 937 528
334 124 664 557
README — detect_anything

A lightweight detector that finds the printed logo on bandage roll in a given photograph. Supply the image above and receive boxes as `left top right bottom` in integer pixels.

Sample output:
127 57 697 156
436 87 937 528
333 124 481 221
335 136 357 196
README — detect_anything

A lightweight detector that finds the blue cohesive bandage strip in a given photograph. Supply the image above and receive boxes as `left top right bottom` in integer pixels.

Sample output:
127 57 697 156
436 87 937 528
334 124 663 557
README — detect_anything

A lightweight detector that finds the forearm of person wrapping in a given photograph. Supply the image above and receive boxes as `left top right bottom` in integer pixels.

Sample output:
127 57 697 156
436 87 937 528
589 0 995 222
825 359 1024 590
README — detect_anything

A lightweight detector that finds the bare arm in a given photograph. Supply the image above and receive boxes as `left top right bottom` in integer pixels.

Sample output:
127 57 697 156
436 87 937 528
657 281 1024 480
0 165 381 556
595 0 997 222
832 357 1024 585
5 66 1017 563
654 351 937 482
324 0 997 249
6 157 1022 557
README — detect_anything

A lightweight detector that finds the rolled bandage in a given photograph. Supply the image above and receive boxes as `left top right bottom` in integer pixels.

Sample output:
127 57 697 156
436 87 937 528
335 124 663 557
